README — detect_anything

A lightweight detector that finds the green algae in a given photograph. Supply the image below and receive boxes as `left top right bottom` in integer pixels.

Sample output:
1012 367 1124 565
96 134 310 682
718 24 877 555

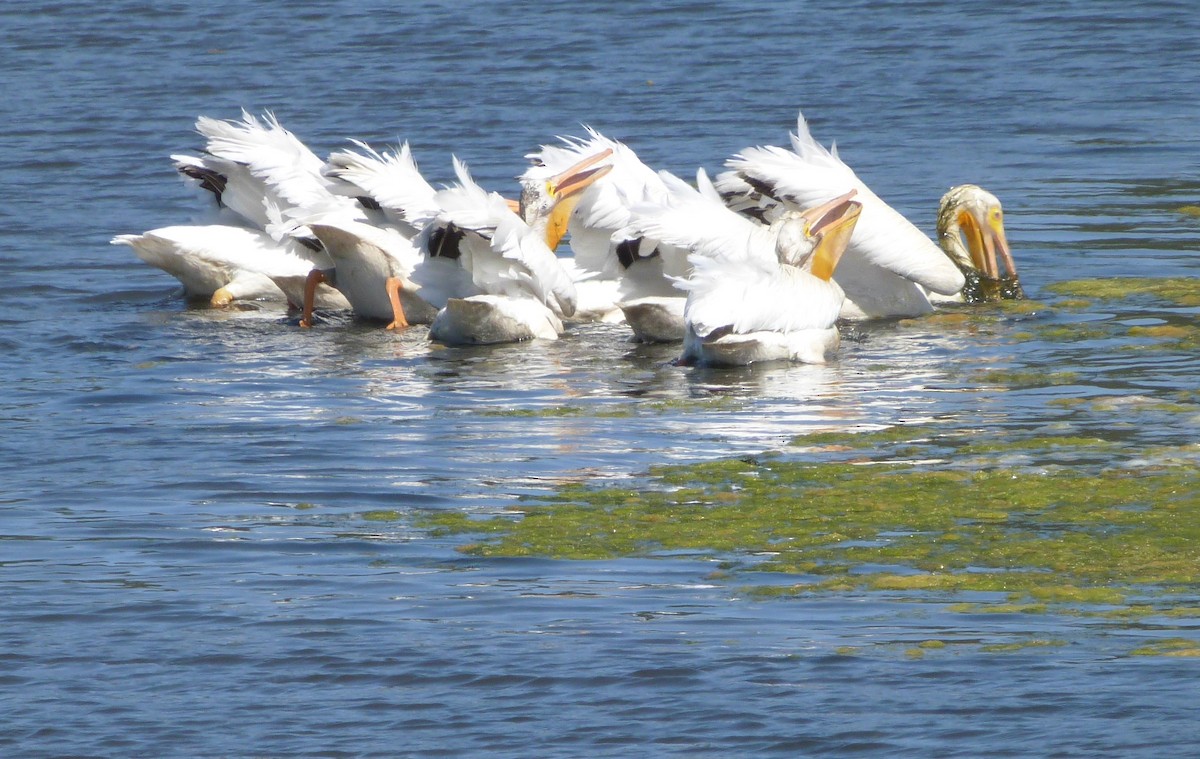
1028 319 1200 352
996 299 1045 316
421 439 1200 612
957 436 1113 456
1026 275 1200 353
362 509 404 522
1127 323 1200 351
479 405 592 418
1032 323 1121 342
969 369 1081 387
947 602 1050 615
790 425 945 450
1044 277 1200 307
1129 638 1200 657
427 453 1195 583
980 639 1067 653
1052 298 1097 311
357 272 1199 658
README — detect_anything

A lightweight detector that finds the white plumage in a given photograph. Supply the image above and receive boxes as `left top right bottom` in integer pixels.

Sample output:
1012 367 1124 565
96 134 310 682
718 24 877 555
300 140 446 326
116 112 354 311
323 139 442 235
522 128 690 337
716 111 967 320
628 169 860 366
416 158 579 345
111 225 292 305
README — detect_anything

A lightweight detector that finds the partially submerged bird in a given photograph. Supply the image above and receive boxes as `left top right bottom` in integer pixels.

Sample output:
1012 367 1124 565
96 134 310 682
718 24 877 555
716 112 1023 319
522 128 691 339
627 168 862 366
116 112 352 310
412 153 612 345
935 184 1024 302
299 140 444 328
111 224 326 307
119 109 1025 359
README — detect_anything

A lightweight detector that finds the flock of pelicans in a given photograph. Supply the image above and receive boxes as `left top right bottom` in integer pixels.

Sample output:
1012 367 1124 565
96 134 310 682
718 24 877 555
113 111 1024 366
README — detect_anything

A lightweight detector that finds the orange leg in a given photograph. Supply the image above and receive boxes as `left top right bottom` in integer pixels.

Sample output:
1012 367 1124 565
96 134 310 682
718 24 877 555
385 276 409 330
299 269 326 328
210 286 235 307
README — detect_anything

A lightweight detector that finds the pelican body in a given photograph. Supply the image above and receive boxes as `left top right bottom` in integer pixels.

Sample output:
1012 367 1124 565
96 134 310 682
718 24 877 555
118 112 358 311
716 112 1023 320
299 140 445 328
523 129 690 338
625 168 861 366
415 152 612 345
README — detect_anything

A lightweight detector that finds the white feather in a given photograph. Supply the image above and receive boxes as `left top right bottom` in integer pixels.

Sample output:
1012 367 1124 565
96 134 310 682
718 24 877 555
324 140 441 231
111 224 346 309
523 128 682 279
407 156 578 344
719 111 966 317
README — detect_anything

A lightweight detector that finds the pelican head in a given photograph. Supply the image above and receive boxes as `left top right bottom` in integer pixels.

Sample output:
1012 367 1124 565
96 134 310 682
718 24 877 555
518 148 614 249
937 184 1024 302
774 190 862 280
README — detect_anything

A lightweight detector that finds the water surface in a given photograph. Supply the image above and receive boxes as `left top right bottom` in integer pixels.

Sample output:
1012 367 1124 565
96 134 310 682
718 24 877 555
2 1 1199 756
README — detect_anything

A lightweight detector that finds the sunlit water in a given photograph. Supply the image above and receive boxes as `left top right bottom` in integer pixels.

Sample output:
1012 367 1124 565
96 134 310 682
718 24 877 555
3 1 1199 755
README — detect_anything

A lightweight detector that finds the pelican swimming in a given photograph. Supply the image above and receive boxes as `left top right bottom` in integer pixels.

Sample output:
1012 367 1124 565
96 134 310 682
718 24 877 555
115 112 354 310
626 168 861 365
297 140 443 328
522 128 692 340
299 141 613 333
715 111 1022 319
934 184 1023 302
410 153 611 345
111 223 337 307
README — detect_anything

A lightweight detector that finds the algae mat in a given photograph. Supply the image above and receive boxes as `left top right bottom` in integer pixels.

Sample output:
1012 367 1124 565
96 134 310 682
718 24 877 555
399 278 1200 654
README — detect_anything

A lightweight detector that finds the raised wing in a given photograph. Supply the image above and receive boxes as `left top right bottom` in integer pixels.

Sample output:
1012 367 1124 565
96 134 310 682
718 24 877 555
722 111 964 296
420 158 577 317
196 111 336 217
627 169 778 276
174 152 278 231
524 128 666 276
323 140 440 232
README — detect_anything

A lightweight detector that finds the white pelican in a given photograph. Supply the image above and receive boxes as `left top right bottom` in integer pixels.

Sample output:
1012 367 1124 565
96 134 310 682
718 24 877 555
627 169 861 366
112 225 289 305
116 112 353 310
715 111 1009 320
184 111 349 229
303 218 439 328
522 129 691 339
189 111 454 317
297 140 443 328
934 184 1023 302
113 208 351 308
414 154 611 345
299 141 612 333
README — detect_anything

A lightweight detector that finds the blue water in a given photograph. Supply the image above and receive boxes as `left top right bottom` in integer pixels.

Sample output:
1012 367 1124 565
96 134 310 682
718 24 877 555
3 1 1200 755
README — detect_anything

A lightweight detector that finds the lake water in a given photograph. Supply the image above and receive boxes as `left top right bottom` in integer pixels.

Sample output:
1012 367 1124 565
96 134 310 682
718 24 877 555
3 1 1200 755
